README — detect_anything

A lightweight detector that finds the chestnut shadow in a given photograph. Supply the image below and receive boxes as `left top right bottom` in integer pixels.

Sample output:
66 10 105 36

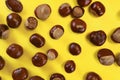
83 72 87 80
1 59 16 80
87 6 96 18
86 32 94 46
27 42 64 77
86 33 101 62
107 28 116 43
117 10 120 20
93 49 101 64
21 47 33 60
16 21 31 36
0 14 4 23
3 25 29 46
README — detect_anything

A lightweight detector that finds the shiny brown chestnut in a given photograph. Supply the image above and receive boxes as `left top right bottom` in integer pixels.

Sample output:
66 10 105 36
0 24 9 39
5 0 23 12
30 33 45 48
0 56 5 70
89 1 105 16
69 42 81 55
6 43 23 59
50 25 64 39
32 52 48 67
71 18 86 33
59 3 72 17
86 72 102 80
116 54 120 66
12 67 28 80
25 17 38 30
7 13 22 28
50 73 65 80
89 30 106 46
71 6 84 18
97 48 115 65
64 60 76 73
35 4 51 20
77 0 92 7
29 76 44 80
111 27 120 43
47 49 58 60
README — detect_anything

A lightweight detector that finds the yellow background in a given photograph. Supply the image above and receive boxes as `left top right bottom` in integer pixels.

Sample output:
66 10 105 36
0 0 120 80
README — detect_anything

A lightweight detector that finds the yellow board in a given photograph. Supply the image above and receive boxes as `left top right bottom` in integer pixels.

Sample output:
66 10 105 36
0 0 120 80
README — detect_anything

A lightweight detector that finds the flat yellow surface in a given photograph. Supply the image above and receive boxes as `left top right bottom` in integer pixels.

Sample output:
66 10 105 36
0 0 120 80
